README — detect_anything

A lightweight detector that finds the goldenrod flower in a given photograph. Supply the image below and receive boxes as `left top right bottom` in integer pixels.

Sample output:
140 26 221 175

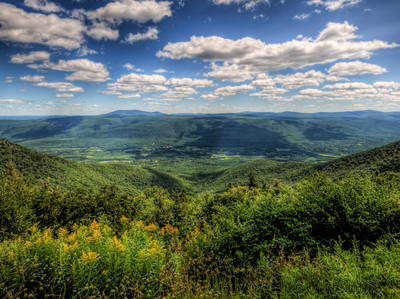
80 251 100 263
29 224 38 233
144 223 158 232
90 219 100 231
136 220 144 228
110 235 125 251
160 224 179 235
120 215 129 223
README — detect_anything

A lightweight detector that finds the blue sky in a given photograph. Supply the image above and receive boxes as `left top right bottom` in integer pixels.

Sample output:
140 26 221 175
0 0 399 115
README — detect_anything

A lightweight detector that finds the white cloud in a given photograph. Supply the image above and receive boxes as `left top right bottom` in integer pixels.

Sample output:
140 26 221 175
123 63 144 72
293 13 310 20
4 76 14 84
162 86 198 98
166 78 214 88
0 3 85 49
324 82 373 90
86 22 119 41
118 93 141 99
0 99 25 104
155 68 168 73
36 82 84 93
373 81 400 90
295 80 400 102
307 0 362 11
328 61 387 76
125 27 159 44
157 22 397 73
201 94 220 100
204 62 255 82
212 0 271 10
77 46 98 56
10 51 50 64
24 0 64 13
88 0 172 23
56 93 75 98
31 59 110 82
273 70 329 89
108 73 168 93
20 75 45 82
215 84 254 97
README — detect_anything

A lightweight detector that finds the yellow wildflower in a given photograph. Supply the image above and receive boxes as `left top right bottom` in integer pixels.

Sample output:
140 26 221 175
25 241 32 247
67 232 77 242
87 229 102 242
43 228 52 242
29 224 38 233
57 228 68 238
120 215 129 223
8 251 14 258
80 251 100 263
110 236 125 251
90 219 100 231
136 220 144 228
160 224 179 236
144 223 158 232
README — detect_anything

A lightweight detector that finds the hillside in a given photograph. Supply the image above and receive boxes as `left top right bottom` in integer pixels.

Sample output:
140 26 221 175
192 140 400 191
314 140 400 175
0 139 183 193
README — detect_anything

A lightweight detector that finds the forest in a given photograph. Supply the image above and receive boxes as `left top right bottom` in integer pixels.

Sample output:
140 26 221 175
1 131 400 297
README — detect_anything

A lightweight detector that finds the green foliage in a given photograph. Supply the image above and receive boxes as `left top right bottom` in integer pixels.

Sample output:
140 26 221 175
2 139 400 296
281 242 400 298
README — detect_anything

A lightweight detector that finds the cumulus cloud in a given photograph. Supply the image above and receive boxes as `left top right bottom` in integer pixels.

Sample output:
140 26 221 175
328 61 387 76
307 0 362 11
273 70 332 89
30 59 110 82
108 73 168 93
10 51 50 64
324 82 373 90
157 22 397 73
88 0 172 23
162 86 198 98
125 27 159 44
24 0 64 13
204 63 255 82
36 82 84 93
214 84 254 97
20 75 45 82
295 80 400 102
0 3 85 49
86 22 119 40
166 78 214 88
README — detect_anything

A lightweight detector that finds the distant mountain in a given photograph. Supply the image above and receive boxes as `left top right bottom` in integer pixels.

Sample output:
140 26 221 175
0 139 183 193
103 110 165 117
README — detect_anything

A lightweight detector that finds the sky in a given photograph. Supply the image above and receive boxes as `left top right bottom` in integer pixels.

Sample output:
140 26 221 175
0 0 399 115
